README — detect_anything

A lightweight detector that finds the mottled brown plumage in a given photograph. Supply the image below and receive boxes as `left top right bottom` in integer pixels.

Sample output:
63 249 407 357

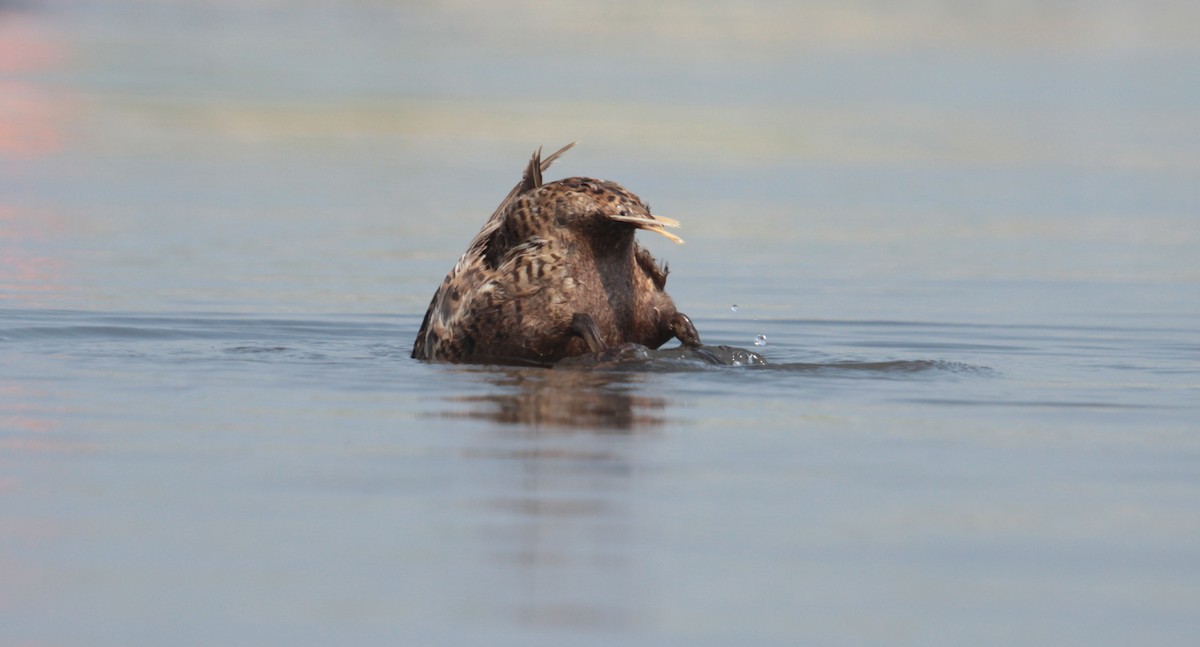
411 143 702 365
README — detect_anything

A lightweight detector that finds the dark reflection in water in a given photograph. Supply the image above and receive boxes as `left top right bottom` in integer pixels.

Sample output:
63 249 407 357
445 367 666 431
441 353 989 431
442 368 653 632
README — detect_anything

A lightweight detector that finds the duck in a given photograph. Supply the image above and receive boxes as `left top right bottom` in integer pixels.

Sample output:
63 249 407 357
411 143 702 365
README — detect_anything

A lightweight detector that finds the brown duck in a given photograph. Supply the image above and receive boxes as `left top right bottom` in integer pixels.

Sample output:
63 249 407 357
411 143 702 365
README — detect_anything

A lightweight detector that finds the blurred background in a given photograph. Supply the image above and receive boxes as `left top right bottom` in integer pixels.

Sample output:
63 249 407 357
4 3 1200 646
2 0 1197 320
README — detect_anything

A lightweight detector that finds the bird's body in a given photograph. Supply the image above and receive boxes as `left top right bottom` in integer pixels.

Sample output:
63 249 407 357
411 143 701 365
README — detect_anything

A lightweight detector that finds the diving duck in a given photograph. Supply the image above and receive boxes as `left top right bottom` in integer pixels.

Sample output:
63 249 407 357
411 143 702 365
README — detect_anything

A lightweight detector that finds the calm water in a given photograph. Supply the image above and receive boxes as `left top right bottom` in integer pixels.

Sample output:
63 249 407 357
3 1 1200 645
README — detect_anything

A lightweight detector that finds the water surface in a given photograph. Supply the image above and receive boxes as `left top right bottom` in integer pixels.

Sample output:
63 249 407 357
3 2 1200 645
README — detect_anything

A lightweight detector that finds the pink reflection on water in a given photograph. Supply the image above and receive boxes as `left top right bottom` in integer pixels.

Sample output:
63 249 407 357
0 9 73 307
0 205 69 307
0 383 61 435
0 78 66 159
0 11 68 159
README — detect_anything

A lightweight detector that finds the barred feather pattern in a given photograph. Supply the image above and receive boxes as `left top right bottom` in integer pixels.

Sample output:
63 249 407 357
411 143 688 365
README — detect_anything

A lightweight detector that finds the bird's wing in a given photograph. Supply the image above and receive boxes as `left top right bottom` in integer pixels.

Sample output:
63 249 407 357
412 142 575 359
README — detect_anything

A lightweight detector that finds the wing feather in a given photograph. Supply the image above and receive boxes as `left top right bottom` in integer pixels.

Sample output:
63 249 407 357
412 143 576 359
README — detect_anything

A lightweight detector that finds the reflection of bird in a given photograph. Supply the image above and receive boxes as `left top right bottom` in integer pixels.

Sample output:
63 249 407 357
447 368 667 430
412 143 701 365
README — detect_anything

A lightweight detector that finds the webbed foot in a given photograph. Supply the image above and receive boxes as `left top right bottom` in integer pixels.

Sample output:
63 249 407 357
670 312 702 348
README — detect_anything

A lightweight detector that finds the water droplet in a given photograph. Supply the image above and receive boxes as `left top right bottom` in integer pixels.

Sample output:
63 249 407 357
754 334 767 346
730 304 739 313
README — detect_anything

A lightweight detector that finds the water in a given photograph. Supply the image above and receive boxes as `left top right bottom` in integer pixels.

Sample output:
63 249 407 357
3 1 1200 645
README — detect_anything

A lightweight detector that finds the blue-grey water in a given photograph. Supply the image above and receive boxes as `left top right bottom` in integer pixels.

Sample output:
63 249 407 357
3 2 1199 645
